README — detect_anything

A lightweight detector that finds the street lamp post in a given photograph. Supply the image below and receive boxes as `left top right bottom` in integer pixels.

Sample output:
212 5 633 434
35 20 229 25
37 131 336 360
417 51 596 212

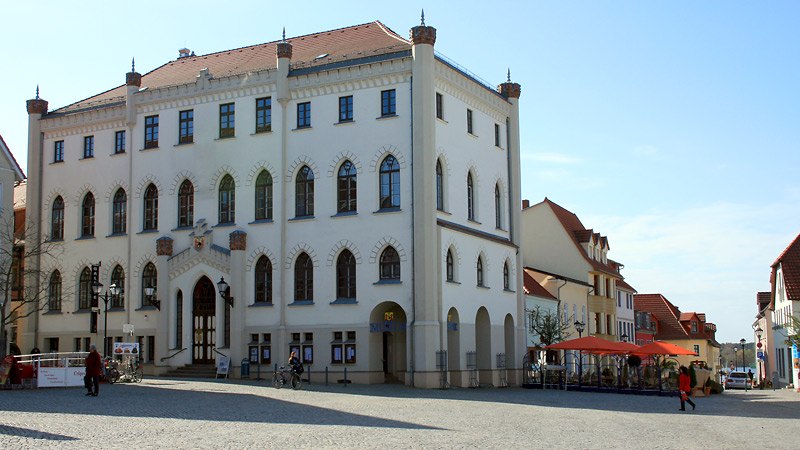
216 277 235 307
91 280 120 357
574 320 585 388
621 332 628 343
733 346 738 371
574 320 585 338
755 326 763 384
739 338 747 371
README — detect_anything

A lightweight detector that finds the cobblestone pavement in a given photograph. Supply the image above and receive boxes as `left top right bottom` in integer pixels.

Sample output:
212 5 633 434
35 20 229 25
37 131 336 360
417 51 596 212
2 379 799 449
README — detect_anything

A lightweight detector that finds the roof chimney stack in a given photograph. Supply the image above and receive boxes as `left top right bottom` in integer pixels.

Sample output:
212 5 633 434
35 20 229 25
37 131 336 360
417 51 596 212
178 48 192 59
522 199 530 209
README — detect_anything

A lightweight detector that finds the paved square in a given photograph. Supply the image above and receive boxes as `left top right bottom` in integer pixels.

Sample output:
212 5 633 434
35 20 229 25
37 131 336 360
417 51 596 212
2 379 798 449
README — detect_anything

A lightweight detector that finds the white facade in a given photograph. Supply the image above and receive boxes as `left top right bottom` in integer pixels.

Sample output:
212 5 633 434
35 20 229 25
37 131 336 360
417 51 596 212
22 21 524 387
771 264 798 388
616 287 635 343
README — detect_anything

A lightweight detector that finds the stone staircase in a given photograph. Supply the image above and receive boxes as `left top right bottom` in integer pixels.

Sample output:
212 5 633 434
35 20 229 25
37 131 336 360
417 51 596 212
161 364 217 379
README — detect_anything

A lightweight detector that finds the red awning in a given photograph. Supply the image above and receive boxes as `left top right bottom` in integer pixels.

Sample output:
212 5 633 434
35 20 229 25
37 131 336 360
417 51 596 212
545 336 633 353
632 341 697 356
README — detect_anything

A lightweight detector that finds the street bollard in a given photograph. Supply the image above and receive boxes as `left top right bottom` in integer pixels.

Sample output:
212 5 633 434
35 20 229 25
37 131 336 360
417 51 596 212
307 365 311 385
325 366 329 386
344 367 348 387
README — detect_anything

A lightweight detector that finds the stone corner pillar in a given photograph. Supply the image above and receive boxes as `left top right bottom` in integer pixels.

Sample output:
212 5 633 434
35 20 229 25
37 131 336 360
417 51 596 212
155 236 173 366
229 230 247 368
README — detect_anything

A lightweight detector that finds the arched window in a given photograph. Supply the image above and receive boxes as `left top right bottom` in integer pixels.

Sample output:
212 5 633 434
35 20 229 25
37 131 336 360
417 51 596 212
495 183 502 229
254 171 273 221
446 249 454 282
48 270 62 311
337 161 357 213
467 172 475 221
254 256 272 304
81 192 95 237
336 250 356 299
110 265 125 308
436 159 444 211
476 256 484 287
143 184 158 231
503 261 510 290
294 253 313 301
112 188 127 234
379 246 400 281
178 180 194 228
51 196 64 240
141 262 157 307
218 175 235 224
295 166 314 217
379 156 401 209
78 267 91 309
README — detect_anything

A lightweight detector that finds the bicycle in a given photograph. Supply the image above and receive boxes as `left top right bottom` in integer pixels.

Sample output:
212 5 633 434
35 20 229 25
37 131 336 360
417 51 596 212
103 357 120 384
272 366 301 390
114 358 143 383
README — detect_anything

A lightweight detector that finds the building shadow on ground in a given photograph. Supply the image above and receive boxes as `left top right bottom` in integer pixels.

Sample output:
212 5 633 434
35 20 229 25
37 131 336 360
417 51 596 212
0 424 80 442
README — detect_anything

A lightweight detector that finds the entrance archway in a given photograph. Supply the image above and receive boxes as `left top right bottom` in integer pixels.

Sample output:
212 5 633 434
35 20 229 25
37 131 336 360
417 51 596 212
192 276 216 364
475 306 491 384
447 307 461 380
504 313 515 369
369 302 407 383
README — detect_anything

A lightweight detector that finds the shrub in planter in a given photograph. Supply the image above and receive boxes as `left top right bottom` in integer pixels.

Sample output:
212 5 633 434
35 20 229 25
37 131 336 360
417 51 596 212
689 364 697 388
708 379 723 394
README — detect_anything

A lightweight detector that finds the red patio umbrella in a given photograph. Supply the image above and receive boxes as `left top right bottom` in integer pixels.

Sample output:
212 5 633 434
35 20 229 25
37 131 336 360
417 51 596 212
545 336 630 353
633 341 697 356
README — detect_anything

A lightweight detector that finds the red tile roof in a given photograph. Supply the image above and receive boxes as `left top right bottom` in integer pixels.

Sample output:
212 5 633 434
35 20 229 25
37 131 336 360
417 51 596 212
52 21 410 115
772 233 800 302
523 270 557 300
616 278 636 292
634 294 687 340
756 291 771 312
536 198 618 277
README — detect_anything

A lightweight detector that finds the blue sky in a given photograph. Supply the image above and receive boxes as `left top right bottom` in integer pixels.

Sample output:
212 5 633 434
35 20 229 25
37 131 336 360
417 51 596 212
1 1 798 342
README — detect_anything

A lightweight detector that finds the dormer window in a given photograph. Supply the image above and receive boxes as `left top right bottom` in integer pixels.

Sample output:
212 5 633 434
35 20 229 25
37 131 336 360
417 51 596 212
691 321 698 333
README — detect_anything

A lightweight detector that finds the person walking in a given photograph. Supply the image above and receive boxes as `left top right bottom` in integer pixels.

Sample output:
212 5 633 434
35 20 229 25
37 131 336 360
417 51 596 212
84 344 103 397
678 365 696 411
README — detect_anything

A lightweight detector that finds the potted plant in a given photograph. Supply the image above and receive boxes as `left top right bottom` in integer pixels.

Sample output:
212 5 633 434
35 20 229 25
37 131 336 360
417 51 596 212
704 378 712 396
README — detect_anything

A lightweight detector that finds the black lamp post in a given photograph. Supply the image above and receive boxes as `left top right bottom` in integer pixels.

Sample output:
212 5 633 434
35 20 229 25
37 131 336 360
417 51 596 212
144 284 160 310
733 346 738 371
217 277 234 307
755 326 763 382
574 320 585 338
574 320 585 388
621 332 628 343
739 338 746 370
92 280 120 357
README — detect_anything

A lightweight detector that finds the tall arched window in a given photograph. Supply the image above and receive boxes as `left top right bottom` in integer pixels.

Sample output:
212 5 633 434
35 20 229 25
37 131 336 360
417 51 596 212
112 188 127 234
337 161 357 213
446 249 454 282
78 267 91 309
495 183 502 229
294 253 313 301
336 250 356 299
51 196 64 240
48 270 62 311
379 155 401 209
476 256 484 287
295 166 314 217
178 180 194 228
467 172 475 221
254 171 273 221
503 261 510 290
142 262 157 307
110 265 125 308
81 192 95 237
436 159 444 211
379 246 400 281
254 256 272 304
218 175 235 224
143 184 158 231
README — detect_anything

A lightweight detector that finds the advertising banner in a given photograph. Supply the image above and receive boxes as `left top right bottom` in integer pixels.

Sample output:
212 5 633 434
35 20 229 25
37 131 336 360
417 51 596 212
112 342 140 356
38 367 86 388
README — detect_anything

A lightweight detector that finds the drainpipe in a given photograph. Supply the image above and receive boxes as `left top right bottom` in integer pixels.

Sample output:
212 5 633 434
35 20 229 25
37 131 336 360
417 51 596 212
408 76 415 387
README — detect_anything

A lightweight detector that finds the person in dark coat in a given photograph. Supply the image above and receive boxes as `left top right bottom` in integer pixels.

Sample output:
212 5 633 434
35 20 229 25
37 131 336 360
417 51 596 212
84 344 102 396
678 365 696 411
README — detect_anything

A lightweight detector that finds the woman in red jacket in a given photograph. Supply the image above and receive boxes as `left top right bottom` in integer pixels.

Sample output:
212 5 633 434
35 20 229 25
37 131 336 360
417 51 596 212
84 344 103 397
678 365 696 411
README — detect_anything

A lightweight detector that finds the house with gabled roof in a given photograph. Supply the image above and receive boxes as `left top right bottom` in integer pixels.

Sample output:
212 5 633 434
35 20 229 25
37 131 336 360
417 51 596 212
768 233 800 389
634 293 720 373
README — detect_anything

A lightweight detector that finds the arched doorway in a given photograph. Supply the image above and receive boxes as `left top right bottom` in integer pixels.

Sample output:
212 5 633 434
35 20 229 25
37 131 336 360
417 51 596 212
447 307 461 383
504 313 515 370
369 302 407 383
475 307 491 385
192 276 216 364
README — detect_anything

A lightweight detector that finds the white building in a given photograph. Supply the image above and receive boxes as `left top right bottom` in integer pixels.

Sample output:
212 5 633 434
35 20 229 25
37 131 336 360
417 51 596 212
21 19 524 388
769 233 800 389
0 134 26 355
613 267 636 344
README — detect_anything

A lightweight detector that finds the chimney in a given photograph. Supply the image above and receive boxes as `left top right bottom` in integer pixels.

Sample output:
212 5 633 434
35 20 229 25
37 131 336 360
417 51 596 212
522 199 530 209
178 48 191 59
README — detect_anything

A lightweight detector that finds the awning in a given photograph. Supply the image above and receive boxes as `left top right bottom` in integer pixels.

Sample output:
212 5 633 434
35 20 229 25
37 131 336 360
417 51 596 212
545 336 634 353
632 341 697 356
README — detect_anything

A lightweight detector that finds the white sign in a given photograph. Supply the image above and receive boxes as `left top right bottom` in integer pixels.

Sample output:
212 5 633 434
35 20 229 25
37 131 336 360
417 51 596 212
112 342 140 356
38 367 86 388
216 356 230 378
123 324 135 335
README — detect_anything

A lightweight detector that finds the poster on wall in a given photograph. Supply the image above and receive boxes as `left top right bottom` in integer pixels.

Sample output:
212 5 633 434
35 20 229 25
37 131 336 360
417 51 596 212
112 342 140 356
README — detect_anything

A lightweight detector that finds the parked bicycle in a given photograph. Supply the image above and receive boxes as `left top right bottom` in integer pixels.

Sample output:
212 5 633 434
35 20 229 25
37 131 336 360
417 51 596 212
104 356 142 383
272 366 301 389
103 357 120 384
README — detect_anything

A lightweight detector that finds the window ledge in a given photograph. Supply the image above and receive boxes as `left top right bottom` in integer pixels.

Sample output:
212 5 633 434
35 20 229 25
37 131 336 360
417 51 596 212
467 132 479 138
80 156 95 160
174 141 194 147
446 280 461 285
214 135 236 141
288 300 314 306
105 232 127 238
495 146 505 151
373 207 402 214
248 219 274 225
137 229 159 235
330 298 358 305
437 209 452 216
289 216 315 222
495 227 507 232
249 302 274 308
50 160 65 165
503 288 516 294
106 307 125 312
43 310 63 315
139 146 160 151
135 306 159 312
110 151 126 156
331 211 357 218
374 279 402 286
73 309 92 314
46 238 64 243
477 285 490 290
251 129 273 135
467 219 482 225
376 114 398 120
335 120 355 125
436 117 448 124
213 222 236 228
170 226 194 232
75 236 95 241
292 126 312 131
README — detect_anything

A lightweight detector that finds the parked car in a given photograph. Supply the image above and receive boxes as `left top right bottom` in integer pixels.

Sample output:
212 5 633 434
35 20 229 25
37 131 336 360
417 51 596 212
724 371 749 390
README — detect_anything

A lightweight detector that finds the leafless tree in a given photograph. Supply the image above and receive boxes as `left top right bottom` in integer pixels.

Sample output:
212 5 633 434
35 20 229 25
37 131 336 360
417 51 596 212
526 305 573 347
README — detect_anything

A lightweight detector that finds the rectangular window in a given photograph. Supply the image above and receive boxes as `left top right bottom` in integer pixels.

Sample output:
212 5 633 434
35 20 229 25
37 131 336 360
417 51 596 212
301 332 313 364
219 103 235 138
261 333 272 364
147 335 155 363
83 136 94 158
381 89 396 117
179 110 194 144
297 102 311 128
467 109 473 134
54 140 64 162
74 337 81 352
495 123 501 147
331 331 356 364
331 331 343 364
691 321 698 333
693 345 700 356
345 331 357 364
339 95 353 122
114 131 126 154
255 97 272 133
48 337 59 352
144 115 159 149
435 92 443 120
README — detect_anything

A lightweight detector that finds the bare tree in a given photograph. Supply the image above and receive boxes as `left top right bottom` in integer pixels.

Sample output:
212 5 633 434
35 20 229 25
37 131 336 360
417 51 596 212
527 305 572 347
0 216 64 357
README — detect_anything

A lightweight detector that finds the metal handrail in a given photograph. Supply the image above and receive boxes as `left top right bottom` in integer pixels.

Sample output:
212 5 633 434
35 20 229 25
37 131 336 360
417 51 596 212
212 347 228 358
160 348 188 362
